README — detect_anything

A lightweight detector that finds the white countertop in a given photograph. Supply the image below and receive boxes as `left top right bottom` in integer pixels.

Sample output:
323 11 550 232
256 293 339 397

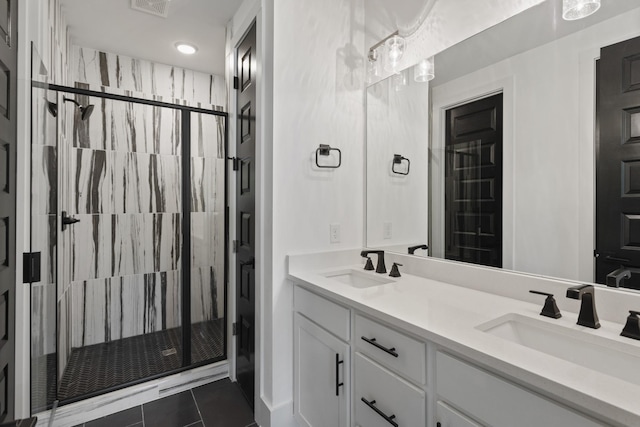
287 249 640 427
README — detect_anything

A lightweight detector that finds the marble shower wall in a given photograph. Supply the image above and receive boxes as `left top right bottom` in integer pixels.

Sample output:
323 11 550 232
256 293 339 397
73 46 226 109
67 60 226 347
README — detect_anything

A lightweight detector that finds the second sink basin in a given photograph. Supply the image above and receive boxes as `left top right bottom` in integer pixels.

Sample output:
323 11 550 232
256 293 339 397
323 269 394 288
477 313 640 386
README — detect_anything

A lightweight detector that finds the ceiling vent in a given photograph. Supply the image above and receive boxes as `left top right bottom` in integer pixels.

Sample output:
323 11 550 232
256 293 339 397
131 0 171 18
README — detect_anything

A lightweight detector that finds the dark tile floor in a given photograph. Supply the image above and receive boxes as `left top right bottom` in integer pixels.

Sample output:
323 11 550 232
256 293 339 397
74 379 256 427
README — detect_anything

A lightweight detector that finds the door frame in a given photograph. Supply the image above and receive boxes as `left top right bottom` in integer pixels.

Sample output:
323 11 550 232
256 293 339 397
430 76 515 270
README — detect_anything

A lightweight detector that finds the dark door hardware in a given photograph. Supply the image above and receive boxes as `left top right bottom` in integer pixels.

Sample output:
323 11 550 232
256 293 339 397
361 336 398 358
227 156 240 171
335 354 344 396
315 144 342 169
621 311 640 340
23 252 41 283
529 290 561 319
408 244 428 255
437 423 441 427
566 284 600 329
392 154 410 175
360 397 398 427
605 266 638 287
233 76 239 90
360 250 386 274
232 322 238 336
389 263 402 278
364 257 374 271
61 211 81 231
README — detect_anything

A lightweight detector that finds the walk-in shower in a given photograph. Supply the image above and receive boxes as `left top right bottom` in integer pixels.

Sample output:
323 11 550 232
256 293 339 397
29 56 228 411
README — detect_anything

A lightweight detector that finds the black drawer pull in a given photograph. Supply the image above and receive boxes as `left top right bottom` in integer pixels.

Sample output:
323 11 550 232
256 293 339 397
361 397 398 427
335 353 344 396
361 336 399 358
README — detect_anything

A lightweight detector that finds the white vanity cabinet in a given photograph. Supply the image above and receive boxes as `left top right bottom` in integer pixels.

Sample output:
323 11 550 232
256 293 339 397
435 352 605 427
292 283 610 427
293 287 350 427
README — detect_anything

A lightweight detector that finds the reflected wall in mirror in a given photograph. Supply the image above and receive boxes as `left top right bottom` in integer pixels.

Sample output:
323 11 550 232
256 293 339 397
365 0 640 290
366 68 429 256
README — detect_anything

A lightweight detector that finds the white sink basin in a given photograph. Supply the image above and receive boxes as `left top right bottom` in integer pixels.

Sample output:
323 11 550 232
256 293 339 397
477 313 640 386
323 269 394 288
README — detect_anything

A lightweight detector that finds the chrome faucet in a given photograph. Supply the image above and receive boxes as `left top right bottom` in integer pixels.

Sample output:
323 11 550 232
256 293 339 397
566 284 600 329
360 250 386 274
606 266 632 287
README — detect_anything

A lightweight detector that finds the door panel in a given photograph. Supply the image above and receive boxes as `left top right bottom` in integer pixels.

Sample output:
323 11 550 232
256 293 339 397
445 94 503 268
596 35 640 289
235 22 257 407
0 0 15 421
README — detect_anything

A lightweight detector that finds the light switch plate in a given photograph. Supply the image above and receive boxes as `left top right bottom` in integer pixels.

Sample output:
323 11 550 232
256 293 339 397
330 223 341 243
383 222 392 239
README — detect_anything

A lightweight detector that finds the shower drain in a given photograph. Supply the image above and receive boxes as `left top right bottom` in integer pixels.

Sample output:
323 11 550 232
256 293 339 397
161 348 177 357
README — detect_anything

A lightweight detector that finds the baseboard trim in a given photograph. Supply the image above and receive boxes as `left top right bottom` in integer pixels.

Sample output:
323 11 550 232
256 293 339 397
35 361 229 426
255 397 295 427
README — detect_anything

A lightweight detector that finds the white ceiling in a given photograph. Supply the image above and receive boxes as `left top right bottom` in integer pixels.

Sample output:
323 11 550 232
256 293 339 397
60 0 244 76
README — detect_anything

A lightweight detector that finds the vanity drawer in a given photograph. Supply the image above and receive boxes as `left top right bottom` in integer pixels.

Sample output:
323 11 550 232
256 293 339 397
355 314 426 384
436 352 605 427
355 352 425 427
294 285 350 341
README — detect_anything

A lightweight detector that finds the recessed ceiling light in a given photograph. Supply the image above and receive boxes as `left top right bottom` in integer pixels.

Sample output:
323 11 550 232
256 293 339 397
176 42 198 55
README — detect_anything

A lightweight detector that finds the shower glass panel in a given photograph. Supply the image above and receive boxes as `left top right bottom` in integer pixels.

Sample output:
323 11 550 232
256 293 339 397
30 83 227 409
30 84 59 413
56 95 185 402
190 112 227 364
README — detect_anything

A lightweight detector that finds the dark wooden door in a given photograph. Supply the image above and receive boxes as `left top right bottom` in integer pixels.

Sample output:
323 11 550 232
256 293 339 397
235 22 256 408
596 35 640 289
0 0 16 422
445 94 503 268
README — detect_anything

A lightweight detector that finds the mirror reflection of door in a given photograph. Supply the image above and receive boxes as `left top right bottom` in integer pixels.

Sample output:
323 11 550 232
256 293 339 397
596 35 640 290
445 94 503 268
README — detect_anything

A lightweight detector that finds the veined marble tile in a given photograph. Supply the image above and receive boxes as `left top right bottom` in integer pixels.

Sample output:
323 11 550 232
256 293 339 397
70 214 112 282
31 283 57 357
191 267 221 323
31 214 57 285
31 145 57 215
112 213 181 277
191 158 225 213
191 113 224 159
73 46 225 108
112 152 181 214
72 148 111 214
72 271 182 347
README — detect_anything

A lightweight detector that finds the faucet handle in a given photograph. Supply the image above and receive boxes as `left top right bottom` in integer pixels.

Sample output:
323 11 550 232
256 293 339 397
389 263 402 278
621 310 640 340
364 257 374 271
529 290 562 319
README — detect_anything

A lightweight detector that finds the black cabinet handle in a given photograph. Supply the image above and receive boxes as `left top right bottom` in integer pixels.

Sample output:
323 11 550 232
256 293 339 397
361 336 399 358
361 397 398 427
335 353 344 396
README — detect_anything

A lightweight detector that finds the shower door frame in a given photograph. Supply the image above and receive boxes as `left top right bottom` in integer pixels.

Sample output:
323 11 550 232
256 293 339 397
30 80 229 408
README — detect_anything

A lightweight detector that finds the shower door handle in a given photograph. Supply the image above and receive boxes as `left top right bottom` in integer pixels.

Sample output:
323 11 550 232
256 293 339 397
61 211 81 231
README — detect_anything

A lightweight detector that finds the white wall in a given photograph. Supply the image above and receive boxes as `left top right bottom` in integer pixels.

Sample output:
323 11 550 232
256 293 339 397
256 0 550 426
431 7 640 282
366 72 429 250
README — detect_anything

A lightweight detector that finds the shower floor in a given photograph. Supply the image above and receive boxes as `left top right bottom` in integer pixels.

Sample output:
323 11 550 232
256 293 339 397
58 319 225 401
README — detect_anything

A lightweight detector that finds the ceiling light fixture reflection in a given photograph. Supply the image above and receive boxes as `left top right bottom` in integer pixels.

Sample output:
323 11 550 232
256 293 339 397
175 42 198 55
562 0 601 21
414 57 435 83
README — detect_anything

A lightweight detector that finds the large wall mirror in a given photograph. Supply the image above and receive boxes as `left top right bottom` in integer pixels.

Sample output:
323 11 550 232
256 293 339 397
365 0 640 290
